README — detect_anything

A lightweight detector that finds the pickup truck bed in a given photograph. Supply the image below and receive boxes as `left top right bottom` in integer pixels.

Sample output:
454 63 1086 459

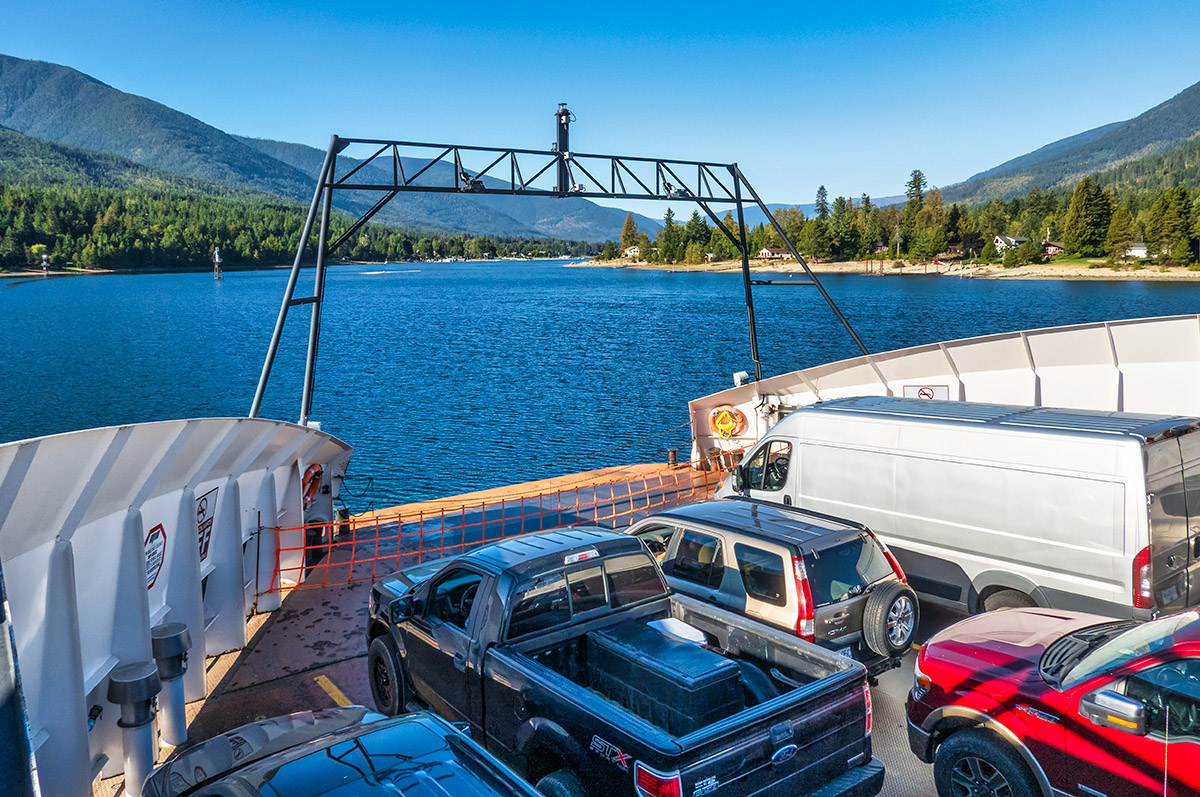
368 526 882 797
487 594 875 795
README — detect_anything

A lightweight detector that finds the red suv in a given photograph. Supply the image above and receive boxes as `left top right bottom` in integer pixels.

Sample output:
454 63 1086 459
907 608 1200 797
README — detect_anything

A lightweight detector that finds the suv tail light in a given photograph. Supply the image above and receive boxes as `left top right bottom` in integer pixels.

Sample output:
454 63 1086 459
634 762 681 797
870 531 907 583
863 682 873 735
1133 545 1153 610
792 557 815 641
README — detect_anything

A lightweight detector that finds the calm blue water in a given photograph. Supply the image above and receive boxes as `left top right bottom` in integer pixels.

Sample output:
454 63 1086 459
3 261 1199 510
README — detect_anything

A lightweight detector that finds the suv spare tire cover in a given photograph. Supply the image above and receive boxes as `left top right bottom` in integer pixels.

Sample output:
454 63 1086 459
862 581 919 658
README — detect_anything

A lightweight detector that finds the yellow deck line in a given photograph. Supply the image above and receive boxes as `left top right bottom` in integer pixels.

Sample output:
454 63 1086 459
314 674 352 706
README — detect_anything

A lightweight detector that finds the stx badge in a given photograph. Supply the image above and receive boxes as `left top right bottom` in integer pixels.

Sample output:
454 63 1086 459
589 735 630 771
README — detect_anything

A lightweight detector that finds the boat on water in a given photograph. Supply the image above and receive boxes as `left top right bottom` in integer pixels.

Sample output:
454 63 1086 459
3 107 1198 795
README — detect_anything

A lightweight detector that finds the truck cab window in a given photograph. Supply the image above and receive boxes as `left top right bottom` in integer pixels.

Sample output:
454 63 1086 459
1122 658 1200 740
508 575 569 639
427 569 483 631
745 441 792 491
672 531 724 589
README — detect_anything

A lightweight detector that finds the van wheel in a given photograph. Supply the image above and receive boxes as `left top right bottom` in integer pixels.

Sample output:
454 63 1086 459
863 581 919 657
536 768 588 797
368 635 405 716
982 589 1036 612
934 729 1037 797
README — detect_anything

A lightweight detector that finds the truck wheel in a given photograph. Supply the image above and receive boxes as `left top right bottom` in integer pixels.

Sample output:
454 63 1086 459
862 581 919 658
982 589 1036 612
536 768 588 797
368 635 405 716
934 729 1037 797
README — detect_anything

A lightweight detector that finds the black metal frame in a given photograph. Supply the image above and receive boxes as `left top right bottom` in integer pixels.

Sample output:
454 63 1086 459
249 108 871 423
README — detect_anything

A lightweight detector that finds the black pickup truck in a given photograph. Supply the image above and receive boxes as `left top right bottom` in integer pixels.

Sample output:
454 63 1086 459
367 527 883 797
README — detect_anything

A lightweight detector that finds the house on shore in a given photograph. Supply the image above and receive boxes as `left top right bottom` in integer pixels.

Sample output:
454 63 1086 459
757 247 793 260
994 235 1028 252
1042 241 1065 257
1125 242 1148 259
623 246 640 258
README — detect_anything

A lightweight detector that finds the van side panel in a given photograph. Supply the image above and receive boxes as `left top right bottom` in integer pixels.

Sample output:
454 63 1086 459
790 414 1134 614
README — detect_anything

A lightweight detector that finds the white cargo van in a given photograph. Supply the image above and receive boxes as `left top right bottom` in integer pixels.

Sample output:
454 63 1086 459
716 396 1200 619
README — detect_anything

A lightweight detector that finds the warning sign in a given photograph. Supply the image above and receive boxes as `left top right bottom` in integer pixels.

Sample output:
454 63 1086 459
903 384 950 401
145 524 167 590
196 487 218 562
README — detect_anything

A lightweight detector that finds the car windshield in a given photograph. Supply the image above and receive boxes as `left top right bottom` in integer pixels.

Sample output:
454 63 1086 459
1062 611 1199 689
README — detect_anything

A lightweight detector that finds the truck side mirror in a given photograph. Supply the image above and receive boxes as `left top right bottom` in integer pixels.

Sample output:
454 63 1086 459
730 466 746 492
389 595 413 621
1080 690 1147 736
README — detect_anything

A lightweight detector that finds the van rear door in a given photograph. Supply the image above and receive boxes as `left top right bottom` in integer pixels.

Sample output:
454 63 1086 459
1146 439 1190 613
1177 434 1200 607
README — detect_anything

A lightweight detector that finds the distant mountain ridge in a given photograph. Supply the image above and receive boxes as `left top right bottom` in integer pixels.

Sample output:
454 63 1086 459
940 80 1200 204
0 54 658 241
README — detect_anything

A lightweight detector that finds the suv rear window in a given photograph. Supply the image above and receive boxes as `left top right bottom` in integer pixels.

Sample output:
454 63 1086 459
805 534 893 605
734 543 787 606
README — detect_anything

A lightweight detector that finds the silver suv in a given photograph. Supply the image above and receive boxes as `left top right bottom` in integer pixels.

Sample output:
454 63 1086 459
625 498 917 677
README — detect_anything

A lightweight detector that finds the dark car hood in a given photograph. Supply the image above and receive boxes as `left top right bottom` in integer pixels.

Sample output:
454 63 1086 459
143 707 384 796
923 608 1104 686
145 709 539 797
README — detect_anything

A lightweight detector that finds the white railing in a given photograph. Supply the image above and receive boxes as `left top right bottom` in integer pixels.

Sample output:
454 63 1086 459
0 418 352 796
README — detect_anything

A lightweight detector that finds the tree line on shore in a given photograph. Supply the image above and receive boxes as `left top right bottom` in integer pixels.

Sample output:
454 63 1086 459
0 183 594 270
600 170 1200 267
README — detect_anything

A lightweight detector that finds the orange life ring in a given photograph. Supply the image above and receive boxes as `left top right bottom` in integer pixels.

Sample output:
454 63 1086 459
302 464 323 506
708 405 747 438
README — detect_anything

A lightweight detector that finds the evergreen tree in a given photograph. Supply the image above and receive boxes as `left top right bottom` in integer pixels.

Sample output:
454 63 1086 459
1170 236 1196 265
815 186 830 221
1105 207 1136 261
902 169 927 249
657 208 681 262
620 212 639 250
1062 177 1114 256
1146 186 1192 257
798 219 832 260
600 241 616 260
683 210 710 247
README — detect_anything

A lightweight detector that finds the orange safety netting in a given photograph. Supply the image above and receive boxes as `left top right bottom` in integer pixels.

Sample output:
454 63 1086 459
267 450 744 592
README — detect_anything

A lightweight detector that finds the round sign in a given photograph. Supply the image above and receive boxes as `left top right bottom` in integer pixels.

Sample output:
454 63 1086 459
708 405 747 438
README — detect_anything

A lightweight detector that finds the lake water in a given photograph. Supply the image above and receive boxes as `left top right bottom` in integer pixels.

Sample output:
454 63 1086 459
3 261 1199 510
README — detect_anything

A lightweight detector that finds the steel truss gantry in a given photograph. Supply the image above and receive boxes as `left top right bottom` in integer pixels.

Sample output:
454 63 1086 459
249 106 871 424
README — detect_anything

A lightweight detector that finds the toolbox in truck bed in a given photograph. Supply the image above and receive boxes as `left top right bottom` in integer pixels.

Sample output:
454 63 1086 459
586 620 744 735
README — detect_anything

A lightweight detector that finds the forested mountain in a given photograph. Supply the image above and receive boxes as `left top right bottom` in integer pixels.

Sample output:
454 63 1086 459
0 54 654 241
941 80 1200 204
0 125 271 196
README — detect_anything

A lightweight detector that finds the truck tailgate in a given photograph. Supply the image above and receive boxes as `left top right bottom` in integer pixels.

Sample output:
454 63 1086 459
670 595 872 796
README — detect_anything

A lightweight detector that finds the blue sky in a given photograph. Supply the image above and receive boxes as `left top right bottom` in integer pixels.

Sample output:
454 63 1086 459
5 1 1200 209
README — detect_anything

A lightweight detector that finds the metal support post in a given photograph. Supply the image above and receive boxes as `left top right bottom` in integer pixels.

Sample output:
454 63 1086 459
732 168 763 383
733 165 872 360
555 104 571 194
249 138 339 418
300 169 336 426
151 623 191 747
107 662 161 797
